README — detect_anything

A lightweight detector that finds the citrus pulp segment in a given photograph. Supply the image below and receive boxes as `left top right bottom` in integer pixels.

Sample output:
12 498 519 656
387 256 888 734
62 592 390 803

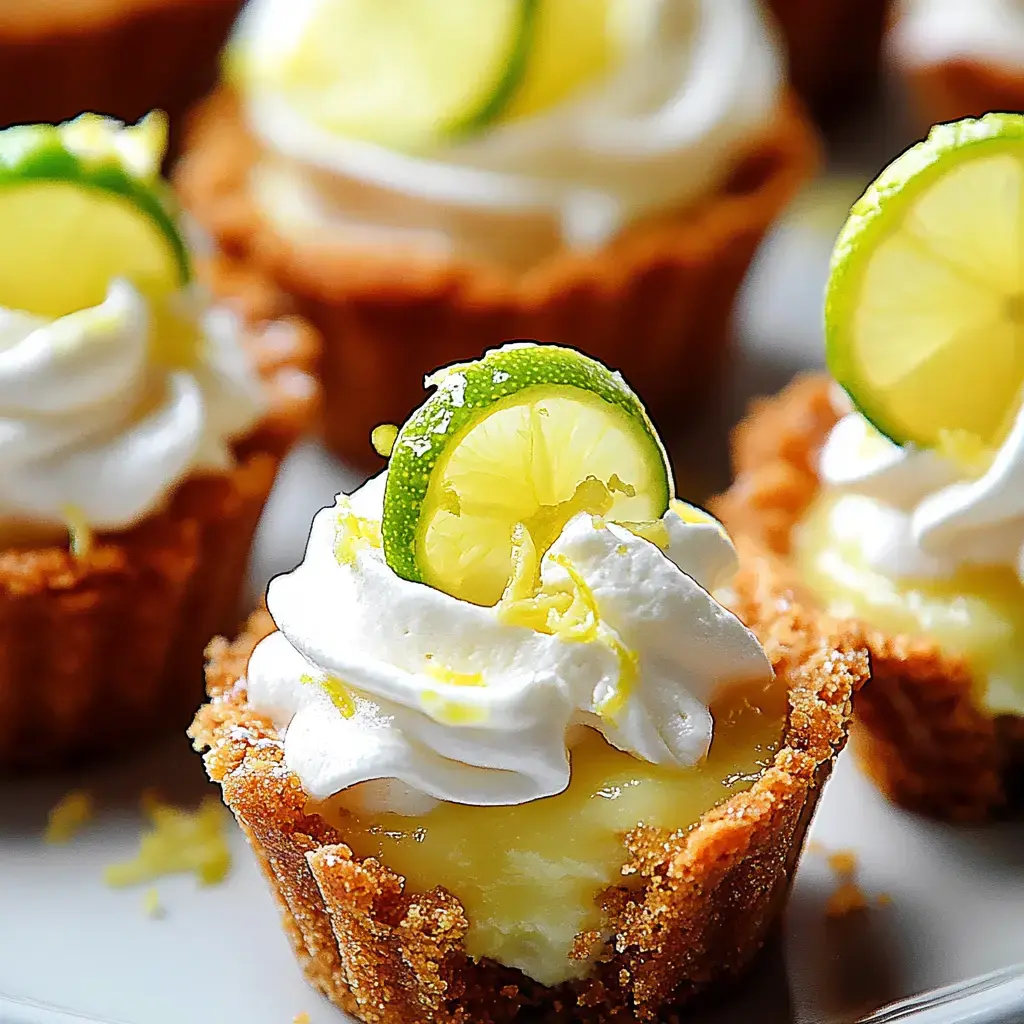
382 344 673 607
0 117 189 320
826 114 1024 454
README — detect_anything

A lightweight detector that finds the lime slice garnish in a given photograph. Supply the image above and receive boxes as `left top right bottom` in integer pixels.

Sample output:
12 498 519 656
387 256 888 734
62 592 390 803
826 113 1024 454
497 0 622 125
233 0 622 150
0 113 190 321
382 343 673 608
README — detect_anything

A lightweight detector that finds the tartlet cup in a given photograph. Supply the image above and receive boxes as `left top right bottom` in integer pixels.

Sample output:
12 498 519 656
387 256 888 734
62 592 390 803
189 546 868 1022
0 0 243 155
0 262 319 769
904 60 1024 133
766 0 892 122
715 375 1024 822
175 89 818 470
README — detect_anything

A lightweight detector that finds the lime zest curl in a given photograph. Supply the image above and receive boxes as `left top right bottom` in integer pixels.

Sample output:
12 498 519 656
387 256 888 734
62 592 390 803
301 672 356 718
334 501 382 566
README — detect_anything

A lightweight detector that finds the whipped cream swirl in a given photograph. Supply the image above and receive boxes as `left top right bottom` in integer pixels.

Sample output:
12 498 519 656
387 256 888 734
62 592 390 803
246 473 772 815
892 0 1024 71
819 407 1024 581
0 280 264 531
235 0 783 269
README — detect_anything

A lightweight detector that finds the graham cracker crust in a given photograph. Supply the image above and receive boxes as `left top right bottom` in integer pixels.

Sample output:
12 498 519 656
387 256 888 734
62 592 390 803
0 267 319 770
176 88 819 469
190 549 867 1023
714 374 1024 821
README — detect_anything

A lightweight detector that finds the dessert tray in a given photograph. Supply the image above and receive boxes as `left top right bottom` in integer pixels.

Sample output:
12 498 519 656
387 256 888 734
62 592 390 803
3 168 1024 1024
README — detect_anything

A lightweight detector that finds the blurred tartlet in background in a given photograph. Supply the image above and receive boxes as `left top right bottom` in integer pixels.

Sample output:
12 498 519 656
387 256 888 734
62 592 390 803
766 0 892 124
717 115 1024 822
0 115 318 769
176 0 818 468
889 0 1024 128
0 0 244 152
191 342 868 1022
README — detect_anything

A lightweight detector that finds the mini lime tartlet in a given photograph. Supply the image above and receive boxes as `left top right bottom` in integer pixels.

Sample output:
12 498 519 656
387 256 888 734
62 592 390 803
176 0 818 468
0 113 318 768
718 115 1024 820
191 343 866 1021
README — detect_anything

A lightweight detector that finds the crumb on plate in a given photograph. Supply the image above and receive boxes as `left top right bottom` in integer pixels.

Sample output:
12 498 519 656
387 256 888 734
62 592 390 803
104 793 231 888
293 1014 310 1024
44 790 94 844
826 849 858 878
143 887 165 919
814 845 876 919
826 880 869 918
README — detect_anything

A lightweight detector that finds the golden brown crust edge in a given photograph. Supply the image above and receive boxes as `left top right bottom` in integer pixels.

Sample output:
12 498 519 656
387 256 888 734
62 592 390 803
0 268 320 769
713 374 1024 821
189 551 868 1024
175 88 819 469
905 60 1024 138
765 0 890 122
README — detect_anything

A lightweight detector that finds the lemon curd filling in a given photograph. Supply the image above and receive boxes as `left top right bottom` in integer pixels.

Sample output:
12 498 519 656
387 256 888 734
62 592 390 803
795 492 1024 715
318 679 786 987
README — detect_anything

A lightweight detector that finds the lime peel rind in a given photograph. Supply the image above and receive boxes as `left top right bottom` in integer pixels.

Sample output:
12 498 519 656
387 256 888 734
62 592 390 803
453 0 540 138
826 113 1024 451
381 343 672 600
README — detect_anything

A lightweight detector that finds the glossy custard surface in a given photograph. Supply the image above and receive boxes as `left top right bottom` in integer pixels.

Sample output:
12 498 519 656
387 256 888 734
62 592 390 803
327 680 786 986
796 492 1024 714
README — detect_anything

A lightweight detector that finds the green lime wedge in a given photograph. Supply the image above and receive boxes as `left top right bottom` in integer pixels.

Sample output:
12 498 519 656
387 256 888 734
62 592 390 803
0 113 189 321
826 113 1024 454
236 0 536 149
498 0 623 125
382 343 673 607
232 0 625 149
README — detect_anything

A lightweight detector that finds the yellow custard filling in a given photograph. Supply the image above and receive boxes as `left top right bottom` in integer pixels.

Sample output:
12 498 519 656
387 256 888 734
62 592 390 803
322 679 786 986
795 492 1024 715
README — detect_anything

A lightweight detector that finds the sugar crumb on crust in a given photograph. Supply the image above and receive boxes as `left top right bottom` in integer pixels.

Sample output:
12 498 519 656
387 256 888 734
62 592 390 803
190 550 868 1024
714 374 1023 821
0 271 319 769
